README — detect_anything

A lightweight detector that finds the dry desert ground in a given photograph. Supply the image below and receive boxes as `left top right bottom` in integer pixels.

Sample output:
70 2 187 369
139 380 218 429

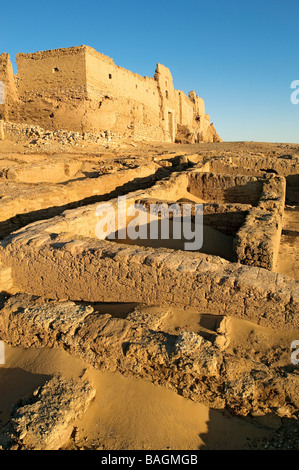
0 134 298 450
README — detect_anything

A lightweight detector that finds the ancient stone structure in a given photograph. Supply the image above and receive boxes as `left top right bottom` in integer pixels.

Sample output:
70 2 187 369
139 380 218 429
0 75 298 449
0 150 298 332
0 46 221 143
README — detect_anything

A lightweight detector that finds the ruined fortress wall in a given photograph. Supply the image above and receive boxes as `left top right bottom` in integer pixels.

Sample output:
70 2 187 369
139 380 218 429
85 48 159 108
175 90 194 127
192 93 205 117
12 47 88 131
154 63 177 141
175 91 207 131
0 53 18 121
84 48 165 137
0 45 222 142
16 47 87 97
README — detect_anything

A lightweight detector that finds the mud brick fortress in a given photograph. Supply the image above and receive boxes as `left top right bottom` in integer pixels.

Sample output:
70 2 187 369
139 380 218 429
0 45 221 143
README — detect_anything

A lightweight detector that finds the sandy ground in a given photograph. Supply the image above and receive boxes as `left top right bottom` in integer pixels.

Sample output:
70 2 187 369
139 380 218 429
0 306 297 450
0 343 276 450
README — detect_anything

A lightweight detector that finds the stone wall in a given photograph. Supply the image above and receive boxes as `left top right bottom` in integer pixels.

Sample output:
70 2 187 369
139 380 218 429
0 53 18 121
234 175 286 270
188 172 264 205
0 46 221 143
202 203 251 235
0 167 297 331
0 295 298 420
0 224 298 331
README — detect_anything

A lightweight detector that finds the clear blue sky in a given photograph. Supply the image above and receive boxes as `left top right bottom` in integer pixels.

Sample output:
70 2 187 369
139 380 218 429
1 0 298 143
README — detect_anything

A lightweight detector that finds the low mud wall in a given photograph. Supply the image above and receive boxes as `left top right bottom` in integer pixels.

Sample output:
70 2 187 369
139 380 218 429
202 203 251 235
0 168 295 330
0 217 298 331
187 173 264 205
0 163 159 239
234 176 286 270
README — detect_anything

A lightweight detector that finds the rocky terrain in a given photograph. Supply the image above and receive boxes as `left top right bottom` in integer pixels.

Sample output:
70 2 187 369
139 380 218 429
0 129 298 450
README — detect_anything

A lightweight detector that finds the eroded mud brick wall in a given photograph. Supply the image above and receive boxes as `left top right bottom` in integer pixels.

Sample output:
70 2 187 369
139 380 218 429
0 53 18 122
0 45 222 142
84 47 166 139
15 47 88 131
188 173 264 205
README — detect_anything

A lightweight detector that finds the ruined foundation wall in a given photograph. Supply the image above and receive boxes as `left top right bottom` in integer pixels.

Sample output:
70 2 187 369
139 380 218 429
234 176 286 270
0 230 298 331
188 173 264 204
0 165 297 330
231 154 299 177
0 163 159 238
202 204 251 235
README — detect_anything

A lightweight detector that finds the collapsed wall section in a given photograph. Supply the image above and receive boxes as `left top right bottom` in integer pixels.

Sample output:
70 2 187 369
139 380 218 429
0 166 296 331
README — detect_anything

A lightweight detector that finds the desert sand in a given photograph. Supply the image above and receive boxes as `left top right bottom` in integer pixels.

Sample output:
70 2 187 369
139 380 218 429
0 339 294 451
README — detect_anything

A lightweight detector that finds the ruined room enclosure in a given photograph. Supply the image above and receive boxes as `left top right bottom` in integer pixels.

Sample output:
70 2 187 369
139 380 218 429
0 142 298 450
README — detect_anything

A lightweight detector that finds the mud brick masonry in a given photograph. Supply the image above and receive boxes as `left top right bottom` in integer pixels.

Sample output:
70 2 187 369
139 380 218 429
0 46 221 144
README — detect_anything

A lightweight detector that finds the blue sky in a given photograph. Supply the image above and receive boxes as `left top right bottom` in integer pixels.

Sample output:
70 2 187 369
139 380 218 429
0 0 298 142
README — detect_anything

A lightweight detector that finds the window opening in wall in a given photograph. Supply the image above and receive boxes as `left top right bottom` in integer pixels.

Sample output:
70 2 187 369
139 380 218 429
109 74 112 79
165 90 168 99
